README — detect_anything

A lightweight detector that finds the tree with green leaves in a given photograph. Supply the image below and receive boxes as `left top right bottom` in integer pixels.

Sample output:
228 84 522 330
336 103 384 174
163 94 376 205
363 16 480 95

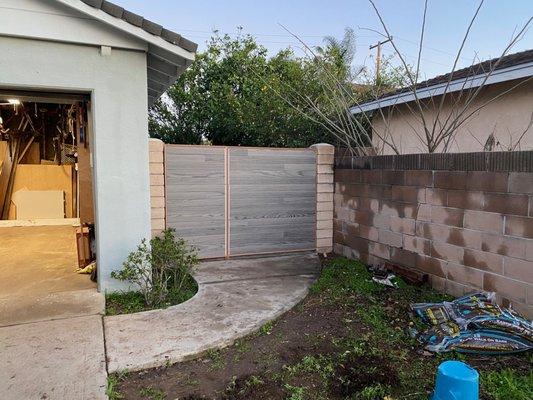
149 29 410 151
149 34 336 147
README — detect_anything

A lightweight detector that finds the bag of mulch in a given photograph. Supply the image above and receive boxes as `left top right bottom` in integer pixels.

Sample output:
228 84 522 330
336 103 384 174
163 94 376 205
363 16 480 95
411 291 533 354
425 330 532 354
466 311 533 343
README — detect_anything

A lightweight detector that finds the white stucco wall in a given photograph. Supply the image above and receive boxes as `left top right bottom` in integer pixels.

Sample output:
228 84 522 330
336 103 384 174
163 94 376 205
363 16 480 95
0 35 152 292
372 79 533 154
0 0 147 51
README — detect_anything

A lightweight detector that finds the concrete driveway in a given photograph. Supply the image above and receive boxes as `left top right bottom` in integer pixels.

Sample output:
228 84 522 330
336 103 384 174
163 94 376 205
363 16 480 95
0 252 319 399
0 315 107 400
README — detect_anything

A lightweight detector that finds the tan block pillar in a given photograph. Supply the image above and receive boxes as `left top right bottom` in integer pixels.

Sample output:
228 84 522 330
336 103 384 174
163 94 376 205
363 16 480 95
311 143 334 253
149 138 166 237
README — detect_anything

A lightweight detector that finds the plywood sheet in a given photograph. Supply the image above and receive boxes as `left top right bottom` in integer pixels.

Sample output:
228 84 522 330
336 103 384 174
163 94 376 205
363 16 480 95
0 141 7 167
11 190 64 219
77 144 94 224
9 164 73 219
20 143 40 164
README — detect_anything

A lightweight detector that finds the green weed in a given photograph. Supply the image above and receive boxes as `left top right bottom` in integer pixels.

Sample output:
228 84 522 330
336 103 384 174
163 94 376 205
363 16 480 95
233 339 251 362
311 257 381 297
205 348 226 370
284 383 306 400
285 355 335 381
356 383 389 400
106 376 123 400
259 320 275 336
482 369 533 400
139 386 166 400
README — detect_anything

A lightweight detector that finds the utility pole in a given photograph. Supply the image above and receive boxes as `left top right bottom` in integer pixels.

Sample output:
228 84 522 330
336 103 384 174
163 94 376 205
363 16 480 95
369 36 392 82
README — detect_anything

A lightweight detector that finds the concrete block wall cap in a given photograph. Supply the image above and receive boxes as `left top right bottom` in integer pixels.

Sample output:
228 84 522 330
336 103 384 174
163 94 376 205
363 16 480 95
310 143 335 149
149 138 165 143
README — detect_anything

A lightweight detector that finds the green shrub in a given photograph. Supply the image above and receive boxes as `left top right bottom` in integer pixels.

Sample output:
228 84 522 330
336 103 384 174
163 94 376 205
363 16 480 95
111 229 199 308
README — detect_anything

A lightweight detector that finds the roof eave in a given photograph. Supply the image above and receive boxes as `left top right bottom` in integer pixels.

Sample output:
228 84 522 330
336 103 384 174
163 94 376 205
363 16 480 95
350 61 533 115
56 0 196 107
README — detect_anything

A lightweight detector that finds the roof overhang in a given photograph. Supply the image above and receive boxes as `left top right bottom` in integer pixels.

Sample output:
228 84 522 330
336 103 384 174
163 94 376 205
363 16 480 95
56 0 196 107
350 61 533 115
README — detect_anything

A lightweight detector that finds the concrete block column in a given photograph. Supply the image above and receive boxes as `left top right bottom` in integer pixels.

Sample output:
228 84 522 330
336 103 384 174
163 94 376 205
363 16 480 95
149 138 165 237
311 143 334 253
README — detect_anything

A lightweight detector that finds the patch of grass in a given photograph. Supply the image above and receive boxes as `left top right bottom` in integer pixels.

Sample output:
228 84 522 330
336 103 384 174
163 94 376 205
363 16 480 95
105 280 197 316
106 291 147 316
183 374 199 387
205 348 226 370
106 376 124 400
482 369 533 400
284 383 306 400
138 386 166 400
245 375 264 388
356 383 389 400
285 355 335 381
311 257 381 298
259 320 275 336
106 370 129 400
233 339 251 362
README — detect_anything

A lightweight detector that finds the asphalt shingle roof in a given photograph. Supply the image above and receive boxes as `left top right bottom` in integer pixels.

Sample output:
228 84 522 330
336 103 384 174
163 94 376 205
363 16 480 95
382 49 533 99
80 0 198 53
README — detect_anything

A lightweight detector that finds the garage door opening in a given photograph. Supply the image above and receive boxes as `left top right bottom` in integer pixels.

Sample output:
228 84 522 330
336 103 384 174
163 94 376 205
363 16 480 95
0 90 101 326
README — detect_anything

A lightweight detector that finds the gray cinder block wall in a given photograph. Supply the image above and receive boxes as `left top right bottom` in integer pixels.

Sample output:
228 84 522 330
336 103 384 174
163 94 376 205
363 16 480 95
333 151 533 318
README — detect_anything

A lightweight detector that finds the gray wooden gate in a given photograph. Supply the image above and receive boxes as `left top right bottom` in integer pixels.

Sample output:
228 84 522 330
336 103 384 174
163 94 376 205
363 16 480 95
165 145 316 258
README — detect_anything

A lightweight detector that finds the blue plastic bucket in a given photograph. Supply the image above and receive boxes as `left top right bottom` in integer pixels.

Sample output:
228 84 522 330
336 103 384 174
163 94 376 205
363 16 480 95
432 360 479 400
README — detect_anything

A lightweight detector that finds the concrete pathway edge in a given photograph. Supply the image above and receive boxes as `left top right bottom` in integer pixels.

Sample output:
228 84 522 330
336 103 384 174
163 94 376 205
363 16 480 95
104 253 319 373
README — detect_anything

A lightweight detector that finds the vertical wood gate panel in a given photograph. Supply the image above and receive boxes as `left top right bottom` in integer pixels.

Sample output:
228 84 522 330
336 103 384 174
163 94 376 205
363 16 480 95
165 145 316 258
229 148 316 255
165 146 226 258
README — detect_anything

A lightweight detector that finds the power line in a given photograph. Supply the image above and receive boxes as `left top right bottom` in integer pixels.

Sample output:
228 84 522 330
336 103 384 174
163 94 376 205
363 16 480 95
181 28 456 69
394 35 474 62
356 28 474 62
175 27 378 39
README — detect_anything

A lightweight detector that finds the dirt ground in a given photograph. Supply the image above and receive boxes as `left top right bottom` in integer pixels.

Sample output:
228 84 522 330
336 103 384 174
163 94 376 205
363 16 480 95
112 257 532 400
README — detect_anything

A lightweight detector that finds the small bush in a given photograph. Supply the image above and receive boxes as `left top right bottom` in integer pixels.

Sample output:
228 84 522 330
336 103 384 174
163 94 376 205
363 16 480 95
110 229 199 309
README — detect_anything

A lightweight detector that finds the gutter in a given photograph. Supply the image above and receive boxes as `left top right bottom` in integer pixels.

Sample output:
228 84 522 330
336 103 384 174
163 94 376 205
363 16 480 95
350 61 533 114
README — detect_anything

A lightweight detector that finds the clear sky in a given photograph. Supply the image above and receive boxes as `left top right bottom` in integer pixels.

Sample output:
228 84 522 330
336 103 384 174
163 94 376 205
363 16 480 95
117 0 532 80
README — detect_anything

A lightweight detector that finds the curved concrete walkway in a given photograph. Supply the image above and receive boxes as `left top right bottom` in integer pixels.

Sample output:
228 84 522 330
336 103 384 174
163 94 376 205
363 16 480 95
104 252 319 373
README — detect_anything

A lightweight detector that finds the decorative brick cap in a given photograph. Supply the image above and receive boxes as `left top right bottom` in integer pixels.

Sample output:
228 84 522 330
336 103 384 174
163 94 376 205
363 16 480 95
310 143 335 154
149 138 164 151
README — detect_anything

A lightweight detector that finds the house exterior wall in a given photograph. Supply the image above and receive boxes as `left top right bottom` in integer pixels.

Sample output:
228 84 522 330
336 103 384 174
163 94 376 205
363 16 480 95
333 157 533 319
373 79 533 154
0 35 151 292
0 0 147 51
